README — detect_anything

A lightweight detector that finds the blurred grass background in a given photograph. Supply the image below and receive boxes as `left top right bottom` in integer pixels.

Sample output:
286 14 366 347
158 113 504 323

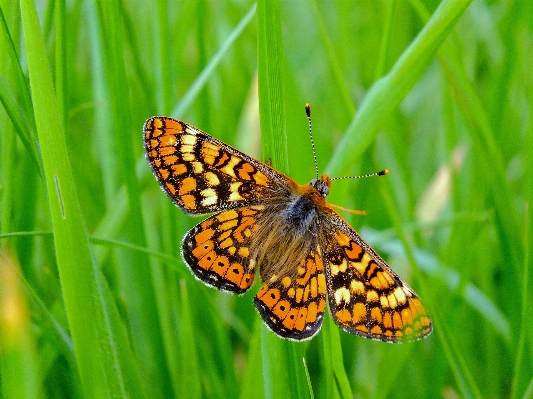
1 0 532 398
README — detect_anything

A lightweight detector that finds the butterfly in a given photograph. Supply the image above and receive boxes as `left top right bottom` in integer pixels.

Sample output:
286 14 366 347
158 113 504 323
143 107 432 342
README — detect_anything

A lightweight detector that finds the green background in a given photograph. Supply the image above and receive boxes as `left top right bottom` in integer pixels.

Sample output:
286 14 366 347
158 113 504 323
1 0 531 398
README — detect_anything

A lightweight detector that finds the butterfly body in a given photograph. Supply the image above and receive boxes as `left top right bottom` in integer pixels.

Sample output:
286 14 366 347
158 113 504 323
144 116 432 342
278 178 328 233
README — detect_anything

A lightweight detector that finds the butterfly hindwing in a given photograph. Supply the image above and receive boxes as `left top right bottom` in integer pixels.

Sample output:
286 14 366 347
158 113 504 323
254 249 327 340
181 206 267 294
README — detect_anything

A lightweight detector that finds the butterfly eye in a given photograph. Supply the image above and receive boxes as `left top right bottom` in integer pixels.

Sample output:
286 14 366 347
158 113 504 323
308 177 330 198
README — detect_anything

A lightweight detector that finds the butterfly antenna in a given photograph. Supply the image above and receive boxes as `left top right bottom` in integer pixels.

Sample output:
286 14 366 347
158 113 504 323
330 169 390 181
306 103 319 180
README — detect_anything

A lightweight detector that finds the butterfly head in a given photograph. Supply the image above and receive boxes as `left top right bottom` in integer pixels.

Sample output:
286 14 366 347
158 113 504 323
309 175 331 198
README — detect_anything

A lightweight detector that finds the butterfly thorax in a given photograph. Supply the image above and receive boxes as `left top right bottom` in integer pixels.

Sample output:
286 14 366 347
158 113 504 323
278 175 332 233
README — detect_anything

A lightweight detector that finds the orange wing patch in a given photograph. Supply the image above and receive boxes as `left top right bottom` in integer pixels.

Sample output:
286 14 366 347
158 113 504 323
254 250 327 340
324 228 432 342
181 206 265 293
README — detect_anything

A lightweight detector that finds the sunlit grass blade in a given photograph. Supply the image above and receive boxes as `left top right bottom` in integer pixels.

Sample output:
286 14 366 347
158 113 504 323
257 1 308 398
326 0 472 177
19 0 143 397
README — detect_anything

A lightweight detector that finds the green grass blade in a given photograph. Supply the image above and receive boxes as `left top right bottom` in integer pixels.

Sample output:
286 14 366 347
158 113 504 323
374 0 397 80
319 318 335 399
302 357 315 399
93 0 173 395
177 280 202 399
0 6 41 176
322 314 352 399
0 76 42 177
54 0 66 123
19 0 143 397
240 318 265 399
171 3 256 118
309 0 355 118
511 205 530 399
257 0 287 172
438 41 523 268
328 324 353 398
257 1 308 398
522 377 533 399
0 6 31 109
434 310 483 399
326 0 472 177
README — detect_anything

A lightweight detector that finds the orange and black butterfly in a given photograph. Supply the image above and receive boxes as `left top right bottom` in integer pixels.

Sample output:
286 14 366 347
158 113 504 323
143 108 432 342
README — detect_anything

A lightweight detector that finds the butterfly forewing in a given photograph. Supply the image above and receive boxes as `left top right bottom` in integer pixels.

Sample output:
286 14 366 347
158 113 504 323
143 116 286 214
323 222 432 342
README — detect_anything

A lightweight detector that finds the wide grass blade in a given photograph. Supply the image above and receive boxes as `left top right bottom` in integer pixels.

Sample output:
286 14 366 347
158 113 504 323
19 0 143 396
326 0 472 176
257 1 309 398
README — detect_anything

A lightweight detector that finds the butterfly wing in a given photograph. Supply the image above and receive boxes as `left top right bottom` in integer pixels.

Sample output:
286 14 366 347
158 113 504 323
144 117 291 214
254 248 327 340
181 206 269 294
322 220 432 342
